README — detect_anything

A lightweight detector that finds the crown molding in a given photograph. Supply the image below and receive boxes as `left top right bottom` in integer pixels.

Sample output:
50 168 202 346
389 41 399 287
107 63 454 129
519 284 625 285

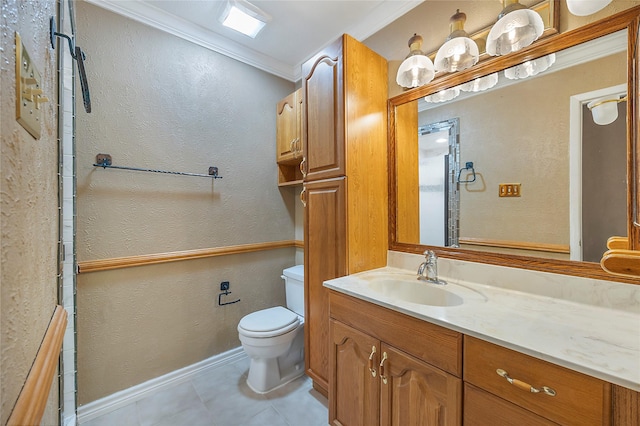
85 0 424 82
85 0 298 80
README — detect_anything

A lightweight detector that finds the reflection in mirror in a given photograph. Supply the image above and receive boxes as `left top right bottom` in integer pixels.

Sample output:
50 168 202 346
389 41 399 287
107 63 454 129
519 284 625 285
394 30 627 262
417 119 460 247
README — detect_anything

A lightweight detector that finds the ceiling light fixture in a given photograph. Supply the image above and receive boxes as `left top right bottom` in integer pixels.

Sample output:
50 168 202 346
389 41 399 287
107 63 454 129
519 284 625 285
396 34 435 89
486 0 544 56
587 95 627 125
566 0 612 16
434 10 479 73
220 0 271 38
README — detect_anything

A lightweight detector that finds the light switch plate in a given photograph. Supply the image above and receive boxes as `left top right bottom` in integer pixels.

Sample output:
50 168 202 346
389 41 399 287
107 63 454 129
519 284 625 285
16 32 48 139
499 183 521 197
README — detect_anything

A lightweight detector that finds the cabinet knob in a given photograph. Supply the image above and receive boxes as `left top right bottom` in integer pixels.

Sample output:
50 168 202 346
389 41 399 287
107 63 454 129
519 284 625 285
496 369 556 396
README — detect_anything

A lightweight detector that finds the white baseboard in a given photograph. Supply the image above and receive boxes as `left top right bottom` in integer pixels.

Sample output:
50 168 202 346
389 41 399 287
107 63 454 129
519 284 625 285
77 347 246 424
63 413 77 426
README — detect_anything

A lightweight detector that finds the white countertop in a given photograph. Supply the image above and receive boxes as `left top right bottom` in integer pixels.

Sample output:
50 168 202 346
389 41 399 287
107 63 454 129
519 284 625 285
324 266 640 391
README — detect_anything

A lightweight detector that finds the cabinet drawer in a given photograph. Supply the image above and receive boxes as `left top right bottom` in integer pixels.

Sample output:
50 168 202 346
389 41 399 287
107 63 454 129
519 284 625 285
330 291 462 376
464 383 557 426
464 336 611 426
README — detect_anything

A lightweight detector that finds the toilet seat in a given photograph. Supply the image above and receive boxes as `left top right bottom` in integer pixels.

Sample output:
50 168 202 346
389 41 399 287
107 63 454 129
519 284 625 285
238 306 300 338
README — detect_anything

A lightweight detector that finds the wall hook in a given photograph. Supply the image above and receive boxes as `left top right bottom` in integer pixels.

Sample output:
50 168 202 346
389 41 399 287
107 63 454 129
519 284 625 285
458 161 476 183
49 16 91 113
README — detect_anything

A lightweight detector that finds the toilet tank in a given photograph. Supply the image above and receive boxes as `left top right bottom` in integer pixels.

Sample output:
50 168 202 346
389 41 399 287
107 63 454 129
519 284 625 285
282 265 304 317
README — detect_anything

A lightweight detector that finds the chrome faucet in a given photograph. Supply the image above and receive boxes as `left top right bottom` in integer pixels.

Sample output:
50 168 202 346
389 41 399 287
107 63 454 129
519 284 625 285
417 250 447 285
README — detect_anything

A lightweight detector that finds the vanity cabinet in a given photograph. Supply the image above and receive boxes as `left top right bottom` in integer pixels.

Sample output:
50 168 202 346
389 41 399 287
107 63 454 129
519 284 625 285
276 88 304 186
464 336 612 426
302 34 388 395
329 291 462 425
327 291 640 426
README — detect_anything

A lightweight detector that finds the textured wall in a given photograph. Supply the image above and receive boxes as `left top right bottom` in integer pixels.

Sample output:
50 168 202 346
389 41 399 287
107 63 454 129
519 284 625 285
75 3 297 404
0 0 60 424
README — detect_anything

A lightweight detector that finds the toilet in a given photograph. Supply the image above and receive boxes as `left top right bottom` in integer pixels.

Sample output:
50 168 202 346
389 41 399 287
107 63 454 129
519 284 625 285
237 265 305 394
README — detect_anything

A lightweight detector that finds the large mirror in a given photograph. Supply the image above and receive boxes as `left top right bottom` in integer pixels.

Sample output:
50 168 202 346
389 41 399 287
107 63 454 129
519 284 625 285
389 8 640 282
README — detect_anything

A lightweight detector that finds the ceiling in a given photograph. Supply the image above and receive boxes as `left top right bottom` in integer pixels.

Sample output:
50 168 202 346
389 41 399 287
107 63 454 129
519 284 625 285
84 0 550 82
84 0 425 82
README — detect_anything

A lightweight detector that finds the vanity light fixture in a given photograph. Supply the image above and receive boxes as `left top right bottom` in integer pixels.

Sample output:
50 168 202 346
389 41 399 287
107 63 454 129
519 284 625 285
434 10 479 73
486 0 544 56
424 86 461 103
459 73 499 93
504 53 555 80
396 33 435 89
566 0 612 16
587 95 627 125
220 0 271 38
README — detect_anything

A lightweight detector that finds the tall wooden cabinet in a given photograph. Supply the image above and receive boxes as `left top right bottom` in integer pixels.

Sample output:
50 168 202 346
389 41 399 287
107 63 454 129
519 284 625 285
301 34 388 395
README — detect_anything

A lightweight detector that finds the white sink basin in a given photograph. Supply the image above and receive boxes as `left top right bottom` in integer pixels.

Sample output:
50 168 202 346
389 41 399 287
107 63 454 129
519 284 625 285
367 278 464 307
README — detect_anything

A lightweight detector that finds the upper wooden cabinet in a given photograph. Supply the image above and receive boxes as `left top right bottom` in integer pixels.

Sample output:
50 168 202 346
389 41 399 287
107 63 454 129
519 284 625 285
302 34 388 187
301 38 344 181
276 88 304 186
301 34 388 395
276 88 303 164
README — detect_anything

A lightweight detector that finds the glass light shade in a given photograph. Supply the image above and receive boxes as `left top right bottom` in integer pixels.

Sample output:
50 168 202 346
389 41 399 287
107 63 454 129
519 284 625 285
566 0 612 16
459 73 499 92
504 53 555 80
396 55 435 88
424 86 461 103
486 9 544 56
588 97 620 125
435 37 479 73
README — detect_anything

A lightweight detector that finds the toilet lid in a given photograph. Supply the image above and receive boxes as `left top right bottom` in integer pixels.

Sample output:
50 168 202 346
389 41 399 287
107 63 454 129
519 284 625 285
238 306 299 337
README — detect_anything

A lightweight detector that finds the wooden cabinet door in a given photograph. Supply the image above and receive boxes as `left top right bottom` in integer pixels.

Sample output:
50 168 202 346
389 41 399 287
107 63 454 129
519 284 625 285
304 177 347 393
329 320 380 426
380 343 462 426
276 91 297 164
302 36 344 181
464 383 557 426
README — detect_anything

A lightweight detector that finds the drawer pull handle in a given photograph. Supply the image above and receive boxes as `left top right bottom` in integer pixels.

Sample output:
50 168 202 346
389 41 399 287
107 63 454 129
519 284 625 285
379 352 388 385
496 369 557 397
368 346 377 377
300 187 307 207
300 158 307 178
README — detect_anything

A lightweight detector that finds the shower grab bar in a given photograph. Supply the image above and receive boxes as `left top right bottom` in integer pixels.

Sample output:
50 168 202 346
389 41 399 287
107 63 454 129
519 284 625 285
93 154 222 179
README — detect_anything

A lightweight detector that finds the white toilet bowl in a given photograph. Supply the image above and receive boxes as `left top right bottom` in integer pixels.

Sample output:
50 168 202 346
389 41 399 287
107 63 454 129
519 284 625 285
238 306 305 393
237 265 305 394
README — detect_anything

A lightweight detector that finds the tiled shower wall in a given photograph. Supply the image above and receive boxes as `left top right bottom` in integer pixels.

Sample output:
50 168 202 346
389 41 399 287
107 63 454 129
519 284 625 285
59 0 77 424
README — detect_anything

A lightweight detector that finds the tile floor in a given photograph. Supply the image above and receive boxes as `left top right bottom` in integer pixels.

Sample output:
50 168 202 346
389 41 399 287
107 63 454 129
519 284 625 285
80 356 328 426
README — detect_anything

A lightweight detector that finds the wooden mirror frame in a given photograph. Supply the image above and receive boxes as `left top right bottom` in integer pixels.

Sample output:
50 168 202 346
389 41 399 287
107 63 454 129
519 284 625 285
388 6 640 284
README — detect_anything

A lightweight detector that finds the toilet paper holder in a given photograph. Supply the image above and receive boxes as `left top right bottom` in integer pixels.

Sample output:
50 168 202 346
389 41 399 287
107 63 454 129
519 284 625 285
218 281 240 306
218 290 241 306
